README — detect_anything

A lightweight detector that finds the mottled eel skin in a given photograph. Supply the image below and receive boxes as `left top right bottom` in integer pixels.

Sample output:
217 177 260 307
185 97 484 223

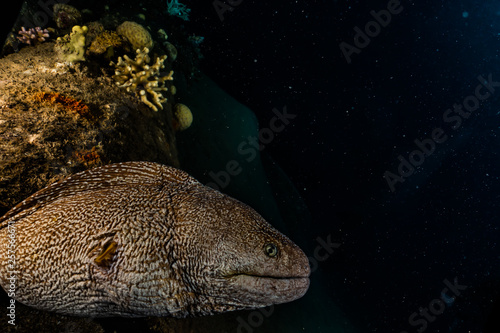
0 161 310 317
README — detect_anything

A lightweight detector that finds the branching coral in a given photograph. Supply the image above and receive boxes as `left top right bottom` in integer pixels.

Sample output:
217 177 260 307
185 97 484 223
17 27 49 45
110 48 174 111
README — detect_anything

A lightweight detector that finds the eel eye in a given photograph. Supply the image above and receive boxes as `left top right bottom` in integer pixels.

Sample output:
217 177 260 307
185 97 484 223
264 243 279 258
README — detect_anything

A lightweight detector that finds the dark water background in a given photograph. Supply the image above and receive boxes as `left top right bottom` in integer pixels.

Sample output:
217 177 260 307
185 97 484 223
2 0 500 332
186 1 500 331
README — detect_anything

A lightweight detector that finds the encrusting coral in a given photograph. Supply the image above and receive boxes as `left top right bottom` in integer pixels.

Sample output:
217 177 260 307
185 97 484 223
88 30 128 58
53 3 82 30
55 25 88 62
17 27 49 45
157 28 177 62
110 47 173 111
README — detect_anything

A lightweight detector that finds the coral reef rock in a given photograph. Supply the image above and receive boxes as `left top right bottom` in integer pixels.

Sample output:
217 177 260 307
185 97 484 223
116 21 153 51
110 47 174 111
0 42 179 213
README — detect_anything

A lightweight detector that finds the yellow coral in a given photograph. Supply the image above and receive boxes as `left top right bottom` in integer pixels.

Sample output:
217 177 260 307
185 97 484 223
173 103 193 131
55 25 88 62
116 21 153 51
110 47 173 111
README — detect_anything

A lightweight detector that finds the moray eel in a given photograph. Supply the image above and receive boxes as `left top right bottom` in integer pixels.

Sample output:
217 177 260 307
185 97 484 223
0 161 310 317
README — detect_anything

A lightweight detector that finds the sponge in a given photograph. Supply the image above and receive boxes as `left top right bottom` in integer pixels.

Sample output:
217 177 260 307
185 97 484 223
55 25 88 62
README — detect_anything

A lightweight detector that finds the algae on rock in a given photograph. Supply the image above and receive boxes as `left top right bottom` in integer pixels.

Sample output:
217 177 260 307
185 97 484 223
0 42 179 212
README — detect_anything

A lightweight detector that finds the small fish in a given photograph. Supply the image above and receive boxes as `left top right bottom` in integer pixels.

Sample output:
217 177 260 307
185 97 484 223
0 161 310 317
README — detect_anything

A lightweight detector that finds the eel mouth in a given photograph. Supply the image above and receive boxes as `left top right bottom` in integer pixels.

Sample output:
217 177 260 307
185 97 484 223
224 273 310 304
225 272 310 281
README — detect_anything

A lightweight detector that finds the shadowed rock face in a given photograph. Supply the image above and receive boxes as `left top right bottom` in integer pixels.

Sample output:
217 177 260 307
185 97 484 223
0 161 310 318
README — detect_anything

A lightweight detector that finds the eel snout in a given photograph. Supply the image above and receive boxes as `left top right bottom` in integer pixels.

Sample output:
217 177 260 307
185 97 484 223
221 233 311 306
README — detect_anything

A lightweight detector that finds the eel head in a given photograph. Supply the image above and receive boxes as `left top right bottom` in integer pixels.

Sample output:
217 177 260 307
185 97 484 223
172 186 310 316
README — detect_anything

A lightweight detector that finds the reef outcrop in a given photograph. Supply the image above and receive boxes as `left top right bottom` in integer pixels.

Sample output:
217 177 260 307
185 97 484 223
0 43 179 212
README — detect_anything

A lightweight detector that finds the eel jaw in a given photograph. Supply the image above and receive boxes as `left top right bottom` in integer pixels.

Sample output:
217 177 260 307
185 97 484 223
223 272 310 306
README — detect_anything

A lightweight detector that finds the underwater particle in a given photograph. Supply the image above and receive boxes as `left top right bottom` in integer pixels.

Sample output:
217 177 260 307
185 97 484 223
462 11 469 18
53 3 82 30
55 25 88 62
173 103 193 131
33 91 93 120
110 47 173 111
0 161 310 317
116 21 153 51
17 27 49 45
